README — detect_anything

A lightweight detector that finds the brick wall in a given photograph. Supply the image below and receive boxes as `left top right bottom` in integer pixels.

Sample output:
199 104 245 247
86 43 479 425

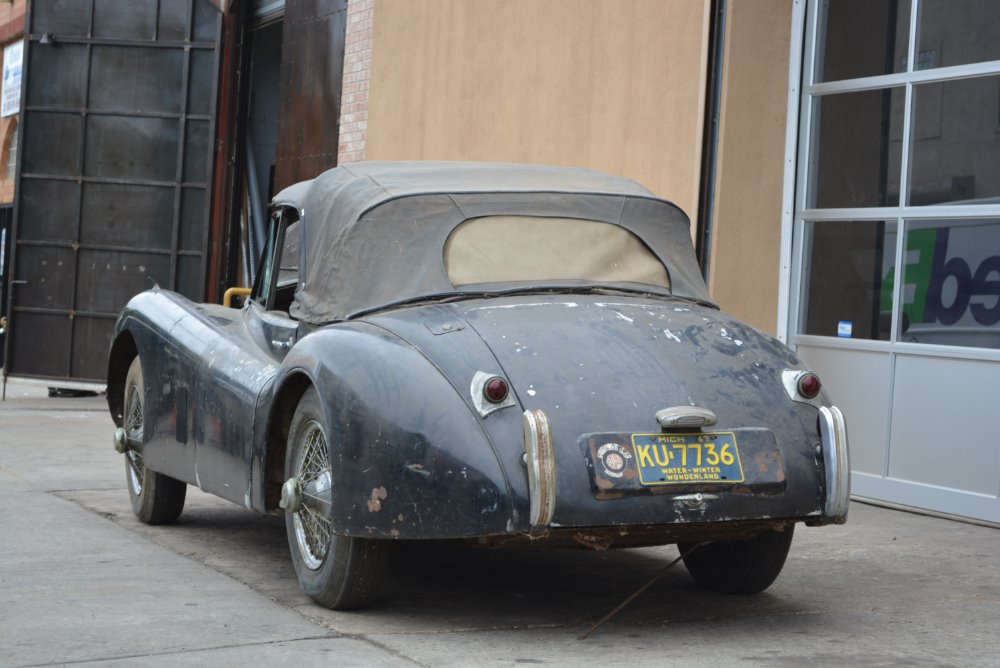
0 0 25 44
0 0 25 205
0 113 15 203
337 0 374 164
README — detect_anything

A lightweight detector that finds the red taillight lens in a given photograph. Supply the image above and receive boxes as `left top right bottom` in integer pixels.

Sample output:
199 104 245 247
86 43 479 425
798 372 822 399
484 377 509 403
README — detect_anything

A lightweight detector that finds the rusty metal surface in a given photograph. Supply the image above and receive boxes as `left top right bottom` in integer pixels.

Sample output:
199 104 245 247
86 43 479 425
469 519 797 550
273 0 347 191
5 0 222 382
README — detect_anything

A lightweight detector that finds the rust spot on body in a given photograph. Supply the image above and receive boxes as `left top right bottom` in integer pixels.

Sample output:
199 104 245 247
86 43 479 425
755 450 786 481
572 533 614 551
367 486 388 512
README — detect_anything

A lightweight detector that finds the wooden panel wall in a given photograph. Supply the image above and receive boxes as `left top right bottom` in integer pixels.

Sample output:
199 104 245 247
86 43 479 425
708 0 793 335
364 0 711 219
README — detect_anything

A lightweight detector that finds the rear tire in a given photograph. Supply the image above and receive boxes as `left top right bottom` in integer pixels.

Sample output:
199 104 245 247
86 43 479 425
123 357 186 525
679 526 794 594
284 387 389 610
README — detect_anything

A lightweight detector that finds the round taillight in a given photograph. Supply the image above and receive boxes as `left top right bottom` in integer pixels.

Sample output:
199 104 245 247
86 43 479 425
483 377 509 403
798 372 822 399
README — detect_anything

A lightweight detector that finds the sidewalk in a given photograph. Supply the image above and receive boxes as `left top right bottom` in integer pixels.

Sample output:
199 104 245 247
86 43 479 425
1 380 998 667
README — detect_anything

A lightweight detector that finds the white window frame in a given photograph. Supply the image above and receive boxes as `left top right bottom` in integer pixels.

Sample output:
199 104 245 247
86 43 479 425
780 0 1000 365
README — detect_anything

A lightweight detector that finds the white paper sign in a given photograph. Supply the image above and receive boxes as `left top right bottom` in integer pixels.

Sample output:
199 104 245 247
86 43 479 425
2 41 23 118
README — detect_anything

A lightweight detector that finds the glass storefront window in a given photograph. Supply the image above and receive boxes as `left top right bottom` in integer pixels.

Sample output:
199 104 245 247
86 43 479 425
801 220 898 340
892 219 1000 348
917 0 1000 70
816 0 911 82
907 75 1000 206
811 88 904 208
798 1 1000 351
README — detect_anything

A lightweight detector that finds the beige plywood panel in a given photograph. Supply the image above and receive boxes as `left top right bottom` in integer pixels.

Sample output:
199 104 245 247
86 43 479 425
708 0 792 334
366 0 710 219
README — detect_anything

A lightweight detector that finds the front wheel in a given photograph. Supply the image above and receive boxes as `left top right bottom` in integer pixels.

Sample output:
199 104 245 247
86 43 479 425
284 387 389 610
679 526 794 594
122 356 186 524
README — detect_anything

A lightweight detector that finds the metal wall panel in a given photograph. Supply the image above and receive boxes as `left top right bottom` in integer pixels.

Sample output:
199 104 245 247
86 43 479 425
5 0 222 383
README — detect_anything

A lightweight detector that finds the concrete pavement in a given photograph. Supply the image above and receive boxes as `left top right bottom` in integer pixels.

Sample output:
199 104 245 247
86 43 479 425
1 380 998 667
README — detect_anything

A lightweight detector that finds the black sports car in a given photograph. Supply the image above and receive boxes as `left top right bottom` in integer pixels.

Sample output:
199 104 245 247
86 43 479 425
107 161 849 609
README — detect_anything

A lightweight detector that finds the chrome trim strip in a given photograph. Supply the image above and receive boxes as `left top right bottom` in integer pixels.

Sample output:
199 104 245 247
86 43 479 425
523 409 556 528
819 405 851 523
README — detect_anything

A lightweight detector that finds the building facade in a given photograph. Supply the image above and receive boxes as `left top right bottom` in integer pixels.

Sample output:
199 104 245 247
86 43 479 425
6 0 996 523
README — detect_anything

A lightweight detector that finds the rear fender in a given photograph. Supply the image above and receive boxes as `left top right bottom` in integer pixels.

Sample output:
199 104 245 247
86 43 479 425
271 322 514 539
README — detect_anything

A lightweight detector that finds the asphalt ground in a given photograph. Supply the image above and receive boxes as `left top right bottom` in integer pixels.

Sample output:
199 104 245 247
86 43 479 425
1 379 998 667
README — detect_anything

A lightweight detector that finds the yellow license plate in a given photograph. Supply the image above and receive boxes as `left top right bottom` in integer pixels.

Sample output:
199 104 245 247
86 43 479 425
630 432 744 486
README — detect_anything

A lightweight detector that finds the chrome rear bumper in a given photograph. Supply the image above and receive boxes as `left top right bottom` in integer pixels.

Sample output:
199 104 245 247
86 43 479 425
818 405 851 523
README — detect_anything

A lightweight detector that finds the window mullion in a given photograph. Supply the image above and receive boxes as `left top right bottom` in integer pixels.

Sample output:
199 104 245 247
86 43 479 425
889 217 907 344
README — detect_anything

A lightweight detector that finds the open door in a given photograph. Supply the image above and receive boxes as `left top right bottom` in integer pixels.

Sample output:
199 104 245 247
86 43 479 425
4 0 222 385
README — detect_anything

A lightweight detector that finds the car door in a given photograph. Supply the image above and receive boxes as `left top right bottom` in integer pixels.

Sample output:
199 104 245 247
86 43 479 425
192 208 298 506
246 207 300 355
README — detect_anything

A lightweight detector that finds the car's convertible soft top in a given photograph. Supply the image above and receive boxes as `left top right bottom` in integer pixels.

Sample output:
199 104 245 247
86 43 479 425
275 161 712 323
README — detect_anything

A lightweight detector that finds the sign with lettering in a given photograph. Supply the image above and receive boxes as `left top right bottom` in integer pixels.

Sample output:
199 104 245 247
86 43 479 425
2 40 22 118
881 221 1000 347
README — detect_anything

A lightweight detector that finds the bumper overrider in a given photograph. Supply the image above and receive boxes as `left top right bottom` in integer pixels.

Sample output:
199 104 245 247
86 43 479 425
522 405 851 533
818 405 851 524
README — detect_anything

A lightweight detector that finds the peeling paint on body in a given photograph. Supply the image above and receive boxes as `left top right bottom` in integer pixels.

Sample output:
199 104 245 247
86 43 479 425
367 486 388 512
468 302 579 312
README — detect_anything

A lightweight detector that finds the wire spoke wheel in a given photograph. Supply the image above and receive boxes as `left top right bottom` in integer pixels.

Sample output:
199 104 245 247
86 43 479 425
122 356 186 525
124 381 145 496
284 387 389 609
292 420 333 570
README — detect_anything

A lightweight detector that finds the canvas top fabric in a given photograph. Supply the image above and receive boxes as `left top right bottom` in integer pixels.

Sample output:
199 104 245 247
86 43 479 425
271 161 713 323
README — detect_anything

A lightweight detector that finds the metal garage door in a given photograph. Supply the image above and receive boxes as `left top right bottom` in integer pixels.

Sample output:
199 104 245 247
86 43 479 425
4 0 221 384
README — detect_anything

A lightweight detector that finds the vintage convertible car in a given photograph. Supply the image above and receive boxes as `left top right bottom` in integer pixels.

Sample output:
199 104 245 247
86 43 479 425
107 161 849 610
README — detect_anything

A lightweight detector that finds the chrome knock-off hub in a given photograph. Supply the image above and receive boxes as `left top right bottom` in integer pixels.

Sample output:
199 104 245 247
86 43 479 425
280 476 303 512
